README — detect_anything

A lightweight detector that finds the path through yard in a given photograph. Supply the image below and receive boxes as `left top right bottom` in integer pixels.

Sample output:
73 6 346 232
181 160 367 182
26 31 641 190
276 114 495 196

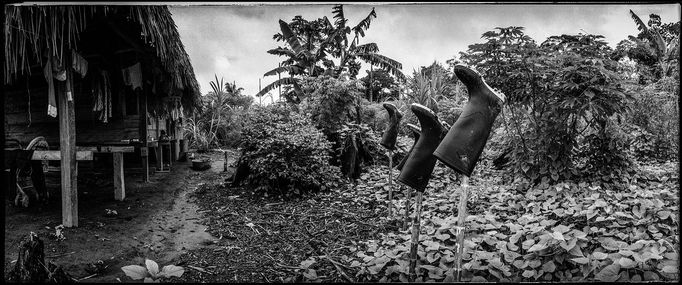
3 151 234 282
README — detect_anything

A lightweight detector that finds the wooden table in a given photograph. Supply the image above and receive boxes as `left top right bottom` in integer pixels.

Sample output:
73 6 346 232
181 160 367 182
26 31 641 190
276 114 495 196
77 146 134 201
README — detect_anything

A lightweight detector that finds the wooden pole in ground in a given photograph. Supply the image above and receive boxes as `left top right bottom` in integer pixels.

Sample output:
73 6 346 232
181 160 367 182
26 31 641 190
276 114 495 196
454 176 470 281
59 68 78 227
402 185 413 231
113 152 125 201
408 191 424 282
387 150 393 217
139 90 149 182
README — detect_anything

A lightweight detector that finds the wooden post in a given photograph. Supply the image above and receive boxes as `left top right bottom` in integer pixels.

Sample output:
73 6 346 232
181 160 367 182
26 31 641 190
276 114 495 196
408 191 424 282
139 91 149 182
454 176 470 281
59 69 78 227
113 152 125 201
387 150 393 217
402 185 413 231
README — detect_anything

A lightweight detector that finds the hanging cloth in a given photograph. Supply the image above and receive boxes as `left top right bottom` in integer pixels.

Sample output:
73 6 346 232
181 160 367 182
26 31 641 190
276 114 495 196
121 62 143 91
71 49 88 78
92 69 104 112
99 70 112 123
44 58 57 118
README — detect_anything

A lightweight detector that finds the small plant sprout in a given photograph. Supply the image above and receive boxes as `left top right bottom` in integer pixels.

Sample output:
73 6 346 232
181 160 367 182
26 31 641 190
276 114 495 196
121 259 184 282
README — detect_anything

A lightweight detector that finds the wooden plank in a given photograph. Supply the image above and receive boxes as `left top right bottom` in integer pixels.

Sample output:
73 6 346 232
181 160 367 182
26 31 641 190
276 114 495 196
113 152 125 201
59 69 78 228
31 150 93 161
76 146 134 153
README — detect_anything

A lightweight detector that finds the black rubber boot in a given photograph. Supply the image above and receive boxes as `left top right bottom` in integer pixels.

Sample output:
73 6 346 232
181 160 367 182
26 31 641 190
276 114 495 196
380 102 402 150
397 104 448 192
395 123 420 171
433 64 505 176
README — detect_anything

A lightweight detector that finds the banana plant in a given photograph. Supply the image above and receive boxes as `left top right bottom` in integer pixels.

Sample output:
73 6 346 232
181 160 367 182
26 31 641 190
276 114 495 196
629 10 680 77
329 5 405 81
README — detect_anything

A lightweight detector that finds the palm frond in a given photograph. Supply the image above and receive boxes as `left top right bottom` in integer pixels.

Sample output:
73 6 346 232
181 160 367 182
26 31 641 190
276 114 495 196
355 43 378 53
351 7 376 37
357 52 405 81
255 77 299 97
332 5 347 29
279 19 306 56
267 47 297 58
629 10 649 35
263 64 305 77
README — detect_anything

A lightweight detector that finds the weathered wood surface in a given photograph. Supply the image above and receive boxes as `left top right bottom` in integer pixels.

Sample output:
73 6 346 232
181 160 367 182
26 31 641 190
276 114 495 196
113 152 125 201
31 150 93 161
59 71 78 228
6 233 75 283
76 146 134 153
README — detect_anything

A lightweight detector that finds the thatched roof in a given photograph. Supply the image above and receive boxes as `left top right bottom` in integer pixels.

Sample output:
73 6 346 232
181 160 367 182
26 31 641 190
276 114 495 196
4 5 200 111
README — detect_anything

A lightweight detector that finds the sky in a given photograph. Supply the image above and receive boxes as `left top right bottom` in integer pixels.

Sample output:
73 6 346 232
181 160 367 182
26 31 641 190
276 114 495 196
169 3 681 100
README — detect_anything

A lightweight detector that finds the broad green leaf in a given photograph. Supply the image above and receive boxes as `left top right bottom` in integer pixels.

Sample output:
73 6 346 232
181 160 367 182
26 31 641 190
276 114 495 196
522 269 536 278
122 265 149 280
159 265 184 278
542 261 556 273
552 225 571 233
594 264 621 282
145 259 160 277
618 257 637 269
592 252 608 260
662 265 678 274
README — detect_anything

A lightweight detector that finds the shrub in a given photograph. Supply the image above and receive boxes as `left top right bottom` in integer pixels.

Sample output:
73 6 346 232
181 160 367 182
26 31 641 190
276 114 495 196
239 104 341 195
299 76 363 135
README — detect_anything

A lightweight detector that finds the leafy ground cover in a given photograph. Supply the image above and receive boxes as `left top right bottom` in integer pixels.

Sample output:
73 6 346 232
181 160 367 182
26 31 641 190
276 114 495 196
172 149 678 282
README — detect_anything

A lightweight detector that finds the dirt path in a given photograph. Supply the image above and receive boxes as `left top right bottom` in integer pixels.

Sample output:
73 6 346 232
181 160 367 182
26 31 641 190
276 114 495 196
3 151 231 282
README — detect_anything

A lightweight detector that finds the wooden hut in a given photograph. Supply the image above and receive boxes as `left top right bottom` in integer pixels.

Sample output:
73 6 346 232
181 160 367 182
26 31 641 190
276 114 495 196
3 5 200 227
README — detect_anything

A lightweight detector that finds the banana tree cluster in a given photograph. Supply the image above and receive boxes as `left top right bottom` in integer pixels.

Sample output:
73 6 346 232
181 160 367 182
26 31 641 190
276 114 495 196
257 5 406 103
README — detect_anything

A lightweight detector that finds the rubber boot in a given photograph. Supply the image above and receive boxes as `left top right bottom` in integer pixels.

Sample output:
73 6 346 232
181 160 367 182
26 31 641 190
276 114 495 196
395 123 420 171
433 64 506 176
380 102 402 150
397 104 447 192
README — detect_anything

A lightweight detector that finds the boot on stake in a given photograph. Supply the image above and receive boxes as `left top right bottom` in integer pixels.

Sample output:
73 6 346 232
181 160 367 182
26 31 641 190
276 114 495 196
380 102 402 217
397 104 448 282
396 123 421 231
434 64 506 281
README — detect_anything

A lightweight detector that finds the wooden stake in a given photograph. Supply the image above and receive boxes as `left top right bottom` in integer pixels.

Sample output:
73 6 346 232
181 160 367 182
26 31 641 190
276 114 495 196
387 150 393 217
402 185 413 231
408 191 424 282
224 151 228 172
139 91 149 183
59 69 78 227
454 176 470 281
113 152 125 201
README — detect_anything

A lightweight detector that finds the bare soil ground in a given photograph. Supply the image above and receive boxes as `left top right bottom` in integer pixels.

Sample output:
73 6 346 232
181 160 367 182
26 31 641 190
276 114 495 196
4 151 228 282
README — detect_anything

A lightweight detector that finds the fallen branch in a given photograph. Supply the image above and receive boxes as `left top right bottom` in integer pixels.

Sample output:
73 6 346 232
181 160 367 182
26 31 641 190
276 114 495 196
46 251 76 258
76 273 97 281
188 265 214 275
325 255 354 283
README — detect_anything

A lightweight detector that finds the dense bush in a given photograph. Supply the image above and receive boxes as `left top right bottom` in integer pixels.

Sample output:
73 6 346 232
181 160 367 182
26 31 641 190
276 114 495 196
239 104 341 195
299 76 364 135
625 78 679 161
460 29 633 184
184 77 253 151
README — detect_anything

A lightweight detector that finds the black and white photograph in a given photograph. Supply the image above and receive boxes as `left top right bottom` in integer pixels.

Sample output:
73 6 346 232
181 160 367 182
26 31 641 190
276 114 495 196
2 1 680 283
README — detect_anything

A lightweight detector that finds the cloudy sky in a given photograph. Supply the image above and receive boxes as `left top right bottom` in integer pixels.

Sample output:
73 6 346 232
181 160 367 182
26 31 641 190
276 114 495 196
169 3 680 99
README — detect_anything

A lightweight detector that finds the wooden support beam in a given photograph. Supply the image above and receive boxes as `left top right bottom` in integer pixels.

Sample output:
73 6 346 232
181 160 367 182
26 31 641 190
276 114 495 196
59 69 78 228
76 146 134 153
32 150 93 161
113 152 125 201
139 90 149 182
